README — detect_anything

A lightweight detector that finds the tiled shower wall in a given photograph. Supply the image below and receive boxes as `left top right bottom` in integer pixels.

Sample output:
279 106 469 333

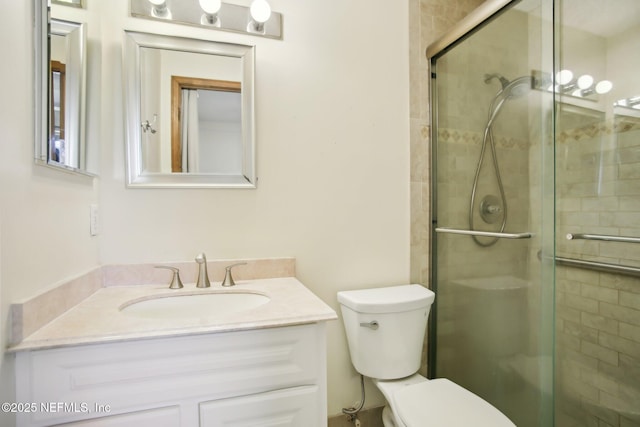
409 0 640 426
555 114 640 427
409 0 486 288
434 128 531 283
410 3 539 385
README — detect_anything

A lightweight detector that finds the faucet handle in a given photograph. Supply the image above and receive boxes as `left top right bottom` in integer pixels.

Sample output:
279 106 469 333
154 266 184 289
221 262 247 287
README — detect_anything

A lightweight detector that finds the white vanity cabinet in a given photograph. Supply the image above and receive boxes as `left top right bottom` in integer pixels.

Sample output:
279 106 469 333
14 323 328 427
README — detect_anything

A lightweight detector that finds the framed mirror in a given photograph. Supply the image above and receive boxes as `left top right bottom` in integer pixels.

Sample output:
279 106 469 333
123 31 256 188
52 0 84 8
34 0 92 176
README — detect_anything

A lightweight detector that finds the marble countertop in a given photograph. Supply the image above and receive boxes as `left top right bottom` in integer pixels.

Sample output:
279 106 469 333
9 277 337 352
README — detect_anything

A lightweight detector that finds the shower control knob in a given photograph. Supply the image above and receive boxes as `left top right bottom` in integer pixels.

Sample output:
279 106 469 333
480 195 503 224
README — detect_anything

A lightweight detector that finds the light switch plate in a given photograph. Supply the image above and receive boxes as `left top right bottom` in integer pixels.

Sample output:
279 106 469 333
90 204 99 236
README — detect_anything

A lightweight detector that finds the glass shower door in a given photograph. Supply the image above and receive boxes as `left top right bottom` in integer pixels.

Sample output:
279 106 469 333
554 1 640 426
429 1 555 426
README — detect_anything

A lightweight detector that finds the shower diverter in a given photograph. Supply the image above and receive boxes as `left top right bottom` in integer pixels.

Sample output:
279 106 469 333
479 195 503 224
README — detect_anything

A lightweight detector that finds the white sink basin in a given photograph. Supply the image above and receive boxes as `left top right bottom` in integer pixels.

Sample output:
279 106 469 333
120 292 270 320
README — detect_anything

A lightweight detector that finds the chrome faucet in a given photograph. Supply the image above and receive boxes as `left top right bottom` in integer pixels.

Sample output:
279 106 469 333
195 253 211 288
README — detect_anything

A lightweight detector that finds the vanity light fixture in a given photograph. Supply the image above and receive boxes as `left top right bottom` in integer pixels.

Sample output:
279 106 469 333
533 69 614 101
131 0 282 40
199 0 222 25
595 80 613 94
576 74 593 90
556 69 574 86
249 0 271 32
147 0 169 18
614 95 640 110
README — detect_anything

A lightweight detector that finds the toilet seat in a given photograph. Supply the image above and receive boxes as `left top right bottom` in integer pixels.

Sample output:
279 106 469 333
393 378 516 427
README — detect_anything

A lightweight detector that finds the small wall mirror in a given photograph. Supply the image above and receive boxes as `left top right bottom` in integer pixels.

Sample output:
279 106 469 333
34 0 92 175
52 0 84 8
123 31 256 188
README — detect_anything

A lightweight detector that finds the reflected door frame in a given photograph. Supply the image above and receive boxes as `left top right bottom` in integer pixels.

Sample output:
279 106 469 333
170 76 241 172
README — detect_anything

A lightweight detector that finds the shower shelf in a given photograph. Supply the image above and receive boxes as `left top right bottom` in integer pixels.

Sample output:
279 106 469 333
566 233 640 244
555 256 640 278
435 227 532 239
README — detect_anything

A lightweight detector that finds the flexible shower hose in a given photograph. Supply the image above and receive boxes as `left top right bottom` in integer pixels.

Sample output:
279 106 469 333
468 94 509 247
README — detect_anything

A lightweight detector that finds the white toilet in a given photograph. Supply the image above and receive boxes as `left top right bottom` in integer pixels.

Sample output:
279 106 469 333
337 284 516 427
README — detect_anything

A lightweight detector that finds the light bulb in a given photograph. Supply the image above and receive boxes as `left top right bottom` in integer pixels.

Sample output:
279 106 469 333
199 0 221 15
250 0 271 24
147 0 168 17
556 69 573 85
577 74 593 90
595 80 613 94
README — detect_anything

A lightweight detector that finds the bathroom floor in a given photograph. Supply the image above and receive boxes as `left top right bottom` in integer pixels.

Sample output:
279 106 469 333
328 407 384 427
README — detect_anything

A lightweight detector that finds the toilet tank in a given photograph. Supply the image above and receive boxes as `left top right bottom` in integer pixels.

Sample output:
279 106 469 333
337 285 435 380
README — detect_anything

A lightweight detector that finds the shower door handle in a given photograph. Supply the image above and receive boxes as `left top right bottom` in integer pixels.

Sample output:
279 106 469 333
566 233 640 244
435 227 532 239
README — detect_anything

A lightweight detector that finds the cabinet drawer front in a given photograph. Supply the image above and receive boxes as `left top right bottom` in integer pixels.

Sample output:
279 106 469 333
200 385 322 427
17 324 323 425
56 406 180 427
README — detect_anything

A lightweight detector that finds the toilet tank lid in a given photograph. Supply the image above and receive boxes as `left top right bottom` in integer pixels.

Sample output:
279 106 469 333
337 285 435 314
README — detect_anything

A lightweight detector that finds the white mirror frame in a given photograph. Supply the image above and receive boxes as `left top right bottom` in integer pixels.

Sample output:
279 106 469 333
52 0 84 8
123 31 256 189
34 0 91 176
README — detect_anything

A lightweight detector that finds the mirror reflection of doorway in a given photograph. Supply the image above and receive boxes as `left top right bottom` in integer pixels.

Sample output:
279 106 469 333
171 76 242 173
50 60 66 163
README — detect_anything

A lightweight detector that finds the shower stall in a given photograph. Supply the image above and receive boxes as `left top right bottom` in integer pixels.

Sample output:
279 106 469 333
426 0 640 426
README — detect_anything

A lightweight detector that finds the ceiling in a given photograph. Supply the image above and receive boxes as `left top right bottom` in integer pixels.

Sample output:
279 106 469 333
561 0 640 38
516 0 640 38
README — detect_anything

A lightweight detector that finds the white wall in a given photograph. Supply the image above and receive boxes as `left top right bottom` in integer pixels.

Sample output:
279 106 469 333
1 0 409 419
0 2 101 425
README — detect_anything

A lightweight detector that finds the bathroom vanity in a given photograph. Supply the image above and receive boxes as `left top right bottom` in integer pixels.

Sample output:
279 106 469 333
11 276 336 426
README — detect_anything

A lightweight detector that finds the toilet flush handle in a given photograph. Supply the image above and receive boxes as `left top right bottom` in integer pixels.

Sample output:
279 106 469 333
359 321 379 330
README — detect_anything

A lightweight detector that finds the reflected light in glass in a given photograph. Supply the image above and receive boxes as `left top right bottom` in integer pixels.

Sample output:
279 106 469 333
595 80 613 94
577 74 593 90
556 69 573 85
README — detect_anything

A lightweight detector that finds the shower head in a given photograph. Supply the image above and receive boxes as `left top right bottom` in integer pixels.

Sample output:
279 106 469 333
485 74 532 99
503 75 532 98
484 73 510 89
484 74 533 126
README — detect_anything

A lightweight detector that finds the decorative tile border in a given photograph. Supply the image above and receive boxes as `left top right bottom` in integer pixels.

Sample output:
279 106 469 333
437 128 529 150
557 116 640 144
438 116 640 149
